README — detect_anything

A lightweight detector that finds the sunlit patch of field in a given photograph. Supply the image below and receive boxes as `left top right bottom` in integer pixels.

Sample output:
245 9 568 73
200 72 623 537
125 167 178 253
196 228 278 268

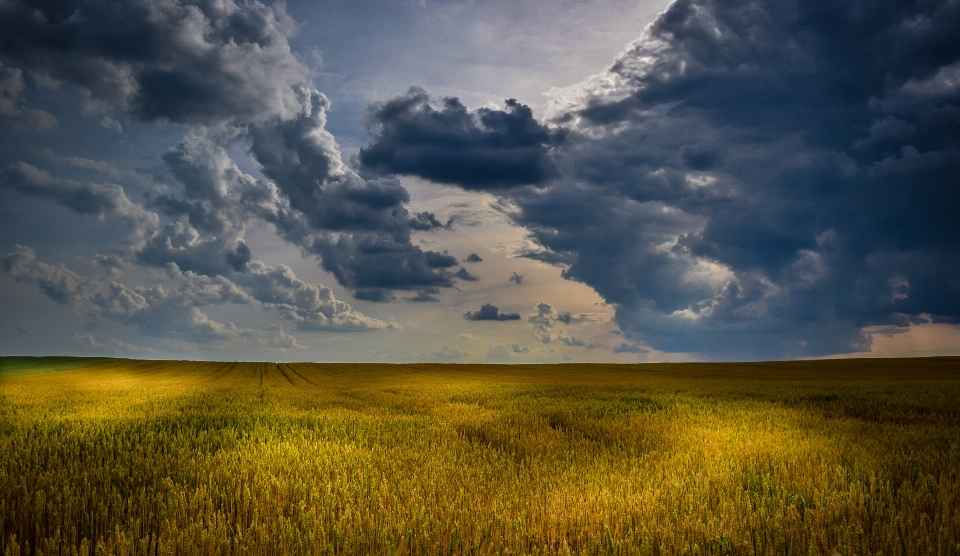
0 357 958 555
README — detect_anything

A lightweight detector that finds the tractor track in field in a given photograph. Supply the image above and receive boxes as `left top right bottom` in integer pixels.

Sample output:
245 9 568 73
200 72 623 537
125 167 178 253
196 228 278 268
280 363 320 388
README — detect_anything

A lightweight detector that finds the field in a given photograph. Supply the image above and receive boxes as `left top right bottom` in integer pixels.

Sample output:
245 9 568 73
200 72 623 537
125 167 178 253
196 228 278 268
0 357 958 555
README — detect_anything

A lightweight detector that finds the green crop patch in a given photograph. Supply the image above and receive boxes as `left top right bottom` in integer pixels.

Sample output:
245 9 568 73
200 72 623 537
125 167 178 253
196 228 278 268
0 356 119 376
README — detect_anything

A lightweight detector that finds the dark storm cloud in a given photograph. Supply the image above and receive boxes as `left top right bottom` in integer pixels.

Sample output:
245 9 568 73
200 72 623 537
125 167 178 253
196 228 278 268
549 0 960 357
0 0 307 125
359 87 558 189
245 89 473 298
463 253 483 263
463 304 521 321
365 0 960 358
304 231 459 297
136 123 469 298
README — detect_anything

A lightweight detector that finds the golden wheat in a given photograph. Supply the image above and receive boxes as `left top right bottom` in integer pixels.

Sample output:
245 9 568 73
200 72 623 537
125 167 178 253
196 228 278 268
0 357 958 555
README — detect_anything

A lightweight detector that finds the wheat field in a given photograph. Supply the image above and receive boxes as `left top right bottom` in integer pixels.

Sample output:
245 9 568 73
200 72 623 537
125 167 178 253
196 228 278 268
0 356 958 555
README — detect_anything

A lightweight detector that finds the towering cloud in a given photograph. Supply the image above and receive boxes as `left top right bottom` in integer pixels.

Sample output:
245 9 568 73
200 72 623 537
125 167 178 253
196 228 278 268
363 0 960 358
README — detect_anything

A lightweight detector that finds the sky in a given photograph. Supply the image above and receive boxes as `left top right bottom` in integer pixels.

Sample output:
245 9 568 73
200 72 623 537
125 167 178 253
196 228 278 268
1 0 959 363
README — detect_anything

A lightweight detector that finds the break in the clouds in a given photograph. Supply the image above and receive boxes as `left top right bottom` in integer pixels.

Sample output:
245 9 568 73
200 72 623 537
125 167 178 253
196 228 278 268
362 0 960 359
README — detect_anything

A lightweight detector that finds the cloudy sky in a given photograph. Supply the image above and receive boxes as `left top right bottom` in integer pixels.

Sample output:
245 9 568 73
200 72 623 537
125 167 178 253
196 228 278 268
1 0 958 363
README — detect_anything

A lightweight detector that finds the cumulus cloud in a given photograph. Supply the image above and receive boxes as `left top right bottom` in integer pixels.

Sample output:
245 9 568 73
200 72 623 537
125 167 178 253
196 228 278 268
244 88 471 298
133 134 263 275
2 245 245 339
527 302 586 346
463 253 483 263
135 126 470 298
237 261 393 331
1 245 389 339
2 245 95 309
463 303 521 321
0 0 308 126
1 0 481 312
364 0 960 358
0 0 497 354
5 0 957 359
0 62 57 131
360 87 558 189
248 324 307 352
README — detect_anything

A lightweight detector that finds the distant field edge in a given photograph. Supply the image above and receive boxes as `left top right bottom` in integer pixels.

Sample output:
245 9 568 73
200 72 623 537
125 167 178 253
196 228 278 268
0 355 957 380
0 355 122 376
